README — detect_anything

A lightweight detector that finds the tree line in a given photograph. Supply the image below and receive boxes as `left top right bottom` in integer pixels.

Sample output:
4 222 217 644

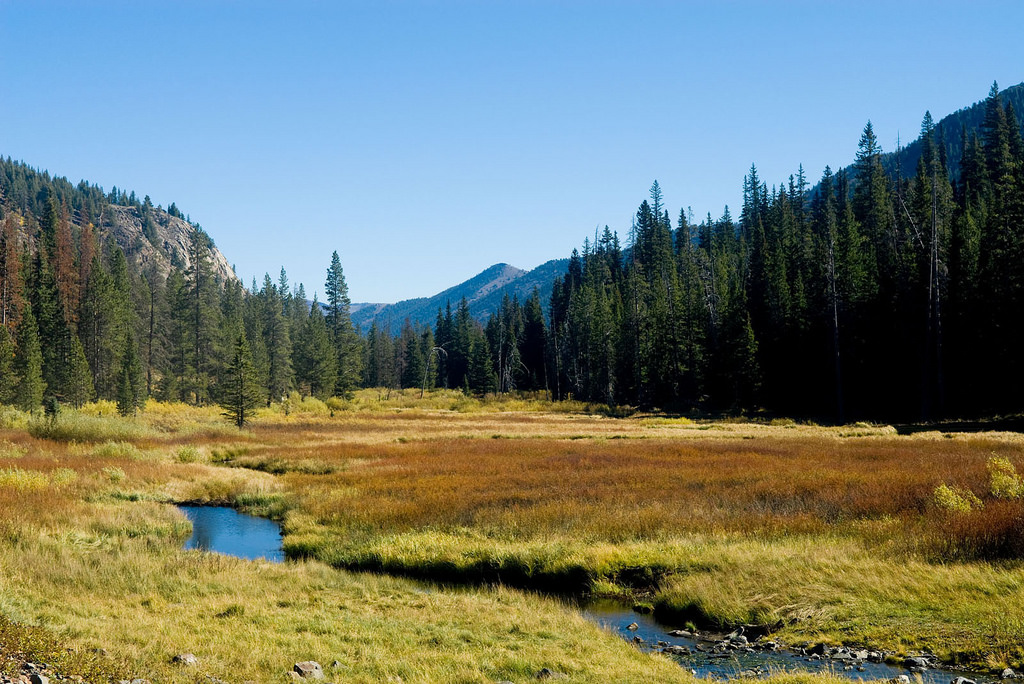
1 82 1021 423
0 161 363 419
364 83 1024 422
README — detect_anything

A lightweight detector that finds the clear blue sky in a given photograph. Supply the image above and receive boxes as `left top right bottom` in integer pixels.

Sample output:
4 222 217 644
2 1 1021 303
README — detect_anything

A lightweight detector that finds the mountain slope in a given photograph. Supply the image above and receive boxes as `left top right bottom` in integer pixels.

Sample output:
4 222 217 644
844 82 1024 184
352 259 569 332
0 157 236 285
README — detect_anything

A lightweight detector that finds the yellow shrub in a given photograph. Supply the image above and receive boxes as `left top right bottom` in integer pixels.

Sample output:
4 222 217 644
0 467 49 491
988 455 1024 499
932 483 983 513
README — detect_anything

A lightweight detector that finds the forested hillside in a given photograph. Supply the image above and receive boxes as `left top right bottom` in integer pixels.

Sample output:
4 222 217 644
0 158 361 412
1 81 1021 423
536 82 1024 420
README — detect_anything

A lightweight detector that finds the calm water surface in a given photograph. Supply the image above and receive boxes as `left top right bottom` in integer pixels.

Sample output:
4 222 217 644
178 505 284 562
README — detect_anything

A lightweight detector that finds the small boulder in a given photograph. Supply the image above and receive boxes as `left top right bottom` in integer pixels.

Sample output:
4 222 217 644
891 677 911 684
662 645 690 655
668 629 693 638
626 622 639 631
951 678 976 684
1004 670 1017 680
293 661 324 679
172 654 199 666
29 675 49 684
904 657 930 670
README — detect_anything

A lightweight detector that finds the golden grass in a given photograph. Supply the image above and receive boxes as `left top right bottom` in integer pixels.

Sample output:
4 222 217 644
4 397 1024 679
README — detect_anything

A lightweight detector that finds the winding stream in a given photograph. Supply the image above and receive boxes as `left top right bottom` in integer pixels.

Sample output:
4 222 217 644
177 506 993 682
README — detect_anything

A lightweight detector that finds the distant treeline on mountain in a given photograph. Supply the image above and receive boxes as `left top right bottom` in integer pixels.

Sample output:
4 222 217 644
0 81 1021 422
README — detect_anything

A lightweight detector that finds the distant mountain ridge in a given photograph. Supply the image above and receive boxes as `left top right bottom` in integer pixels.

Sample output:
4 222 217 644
352 258 569 333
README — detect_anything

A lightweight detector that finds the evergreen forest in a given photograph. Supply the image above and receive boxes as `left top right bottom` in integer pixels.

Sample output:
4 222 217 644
2 82 1023 423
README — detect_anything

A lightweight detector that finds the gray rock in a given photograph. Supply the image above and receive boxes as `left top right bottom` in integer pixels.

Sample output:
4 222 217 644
891 676 911 684
626 622 639 631
668 629 693 638
662 645 690 655
535 668 569 680
632 635 644 644
130 680 152 684
853 650 870 660
172 654 199 666
29 675 49 684
905 657 930 670
730 634 749 645
951 677 976 684
294 661 324 679
1004 670 1017 680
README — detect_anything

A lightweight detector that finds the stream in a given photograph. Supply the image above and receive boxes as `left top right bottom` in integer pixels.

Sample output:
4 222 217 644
178 505 993 682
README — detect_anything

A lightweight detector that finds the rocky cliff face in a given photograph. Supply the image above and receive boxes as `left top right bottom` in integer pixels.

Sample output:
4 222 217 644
104 204 236 284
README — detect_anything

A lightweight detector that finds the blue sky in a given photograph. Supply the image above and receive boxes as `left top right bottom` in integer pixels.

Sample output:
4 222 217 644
2 1 1021 303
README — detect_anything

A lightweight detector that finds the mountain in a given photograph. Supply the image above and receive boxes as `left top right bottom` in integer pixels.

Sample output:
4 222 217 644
0 157 236 286
352 258 569 333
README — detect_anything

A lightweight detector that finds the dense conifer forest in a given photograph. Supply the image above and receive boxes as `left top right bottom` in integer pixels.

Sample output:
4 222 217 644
1 82 1022 422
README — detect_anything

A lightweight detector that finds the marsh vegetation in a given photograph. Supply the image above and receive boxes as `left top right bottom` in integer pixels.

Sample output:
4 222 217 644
1 392 1024 681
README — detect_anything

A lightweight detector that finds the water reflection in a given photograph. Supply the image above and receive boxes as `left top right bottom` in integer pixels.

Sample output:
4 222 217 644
179 505 284 562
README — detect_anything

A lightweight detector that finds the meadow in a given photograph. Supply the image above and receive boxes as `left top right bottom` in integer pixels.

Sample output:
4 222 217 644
2 391 1024 681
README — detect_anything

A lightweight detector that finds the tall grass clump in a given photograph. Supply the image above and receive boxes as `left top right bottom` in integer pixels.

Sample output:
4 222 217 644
0 467 50 491
0 406 29 430
27 412 152 443
176 445 201 463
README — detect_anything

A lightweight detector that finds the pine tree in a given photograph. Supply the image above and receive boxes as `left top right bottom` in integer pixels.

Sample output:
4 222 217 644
66 334 94 408
324 251 361 396
116 329 143 416
260 273 293 401
14 302 44 411
0 324 17 404
219 330 264 428
296 297 337 399
466 325 494 395
0 214 24 331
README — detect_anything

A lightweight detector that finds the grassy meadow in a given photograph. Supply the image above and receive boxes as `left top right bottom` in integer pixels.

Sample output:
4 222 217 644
2 391 1024 680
